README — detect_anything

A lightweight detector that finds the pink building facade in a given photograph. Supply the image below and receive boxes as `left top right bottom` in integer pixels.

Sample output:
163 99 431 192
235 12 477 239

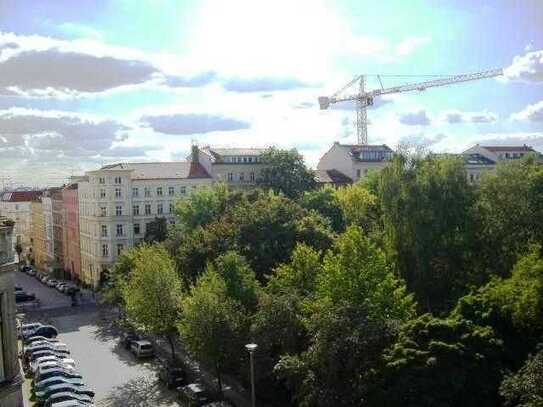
62 184 81 281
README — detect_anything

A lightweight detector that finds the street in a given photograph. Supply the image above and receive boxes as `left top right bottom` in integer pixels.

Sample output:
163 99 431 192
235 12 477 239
16 273 180 407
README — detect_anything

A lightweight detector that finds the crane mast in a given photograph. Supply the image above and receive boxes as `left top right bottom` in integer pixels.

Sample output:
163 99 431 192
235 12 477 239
319 68 503 145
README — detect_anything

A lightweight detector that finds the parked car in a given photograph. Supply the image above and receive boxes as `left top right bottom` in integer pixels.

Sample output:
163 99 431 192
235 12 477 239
15 291 36 303
35 367 82 383
65 286 80 296
24 335 59 346
35 375 84 392
43 391 94 407
19 322 43 338
178 383 213 407
120 332 141 350
130 340 154 359
48 401 95 407
27 268 36 276
47 279 59 288
36 383 93 405
25 325 58 340
158 365 186 389
14 285 23 292
20 265 31 272
202 402 236 407
31 356 75 375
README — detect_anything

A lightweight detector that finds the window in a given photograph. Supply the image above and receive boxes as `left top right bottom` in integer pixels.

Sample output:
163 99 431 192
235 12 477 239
248 157 253 163
132 187 139 197
117 243 124 256
134 223 141 235
99 177 105 184
114 176 122 184
364 169 368 175
470 173 474 182
115 205 122 216
116 224 123 236
180 186 186 195
250 172 255 182
227 173 233 181
133 205 139 216
101 225 107 237
145 204 151 215
239 172 245 181
100 189 106 198
100 206 107 217
169 202 174 213
115 188 121 198
157 203 163 215
144 187 151 197
356 169 361 178
102 244 109 257
168 186 175 196
157 187 163 196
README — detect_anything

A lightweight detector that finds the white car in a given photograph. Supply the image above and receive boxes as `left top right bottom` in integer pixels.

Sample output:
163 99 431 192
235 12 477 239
50 401 95 407
36 383 91 403
25 342 68 356
31 358 75 374
44 391 93 407
24 336 60 346
19 322 43 338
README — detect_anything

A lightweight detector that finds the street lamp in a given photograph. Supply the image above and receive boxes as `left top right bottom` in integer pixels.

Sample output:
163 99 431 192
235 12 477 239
245 343 258 407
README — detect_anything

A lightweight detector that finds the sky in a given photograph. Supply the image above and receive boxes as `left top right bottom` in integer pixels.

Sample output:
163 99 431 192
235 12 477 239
0 0 542 187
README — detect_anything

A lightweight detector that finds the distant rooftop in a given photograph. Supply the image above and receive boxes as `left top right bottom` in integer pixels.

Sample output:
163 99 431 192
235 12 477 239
463 153 496 166
483 145 536 153
0 190 43 202
99 161 211 180
315 169 353 185
203 147 269 158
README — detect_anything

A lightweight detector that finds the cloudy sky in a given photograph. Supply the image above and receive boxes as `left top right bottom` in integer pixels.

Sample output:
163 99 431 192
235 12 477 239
0 0 542 187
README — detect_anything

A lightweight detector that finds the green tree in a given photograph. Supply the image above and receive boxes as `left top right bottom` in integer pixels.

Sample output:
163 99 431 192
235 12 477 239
371 314 504 407
453 246 543 367
101 248 138 314
500 346 543 407
179 267 248 394
299 187 345 233
476 155 543 277
258 148 317 198
335 180 379 233
379 154 477 313
173 183 229 232
122 244 183 361
144 216 168 243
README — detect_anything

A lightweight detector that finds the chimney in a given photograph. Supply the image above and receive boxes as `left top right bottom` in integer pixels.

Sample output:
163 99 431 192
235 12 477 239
191 144 199 163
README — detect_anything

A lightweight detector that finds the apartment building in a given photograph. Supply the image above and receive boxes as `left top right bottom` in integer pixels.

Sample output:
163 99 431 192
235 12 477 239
41 195 54 264
62 183 81 282
0 191 42 260
462 144 541 183
0 217 23 407
317 142 394 182
51 189 64 268
194 146 268 186
78 150 213 288
30 200 48 270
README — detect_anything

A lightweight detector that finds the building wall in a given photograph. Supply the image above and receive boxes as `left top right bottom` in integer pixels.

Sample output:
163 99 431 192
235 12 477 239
78 169 213 288
210 163 264 186
41 197 54 264
51 191 64 268
30 201 47 270
62 188 81 281
0 202 32 258
0 223 24 407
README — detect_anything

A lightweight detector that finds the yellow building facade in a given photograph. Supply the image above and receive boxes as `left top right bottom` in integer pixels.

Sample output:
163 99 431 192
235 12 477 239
31 200 48 270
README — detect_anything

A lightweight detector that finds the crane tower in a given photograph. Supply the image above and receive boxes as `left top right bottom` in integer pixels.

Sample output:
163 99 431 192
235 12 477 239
318 69 503 145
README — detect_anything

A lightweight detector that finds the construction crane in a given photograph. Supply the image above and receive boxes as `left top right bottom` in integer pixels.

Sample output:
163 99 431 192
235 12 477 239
318 68 503 145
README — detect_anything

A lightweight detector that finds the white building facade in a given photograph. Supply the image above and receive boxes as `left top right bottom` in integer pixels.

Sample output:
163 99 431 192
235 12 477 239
78 154 213 288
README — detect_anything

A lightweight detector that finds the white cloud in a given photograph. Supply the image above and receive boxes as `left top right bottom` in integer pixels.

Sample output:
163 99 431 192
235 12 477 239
511 100 543 122
471 132 543 152
399 132 446 148
395 36 431 57
141 113 250 135
398 109 431 126
441 110 498 124
504 49 543 82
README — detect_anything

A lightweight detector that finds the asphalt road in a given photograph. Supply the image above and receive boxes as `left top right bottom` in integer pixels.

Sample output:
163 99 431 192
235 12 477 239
15 271 72 309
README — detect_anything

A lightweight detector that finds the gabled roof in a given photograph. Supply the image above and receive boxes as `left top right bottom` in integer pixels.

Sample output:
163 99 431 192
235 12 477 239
100 162 211 180
483 145 536 153
1 191 42 202
463 153 496 166
315 169 353 185
203 147 268 158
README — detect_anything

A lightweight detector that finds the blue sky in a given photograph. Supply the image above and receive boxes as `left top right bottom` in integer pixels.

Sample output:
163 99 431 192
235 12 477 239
0 0 541 186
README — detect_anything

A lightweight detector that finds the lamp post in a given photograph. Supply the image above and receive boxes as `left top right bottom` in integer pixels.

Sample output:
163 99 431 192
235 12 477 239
245 343 258 407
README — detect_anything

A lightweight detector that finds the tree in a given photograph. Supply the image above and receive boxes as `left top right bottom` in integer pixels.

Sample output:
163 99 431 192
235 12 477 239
335 180 379 233
275 227 416 406
299 187 345 233
122 244 183 361
370 314 504 407
101 248 139 316
476 155 543 277
500 346 543 407
144 216 168 243
453 246 543 367
179 267 248 394
379 154 478 313
258 148 317 198
173 183 229 232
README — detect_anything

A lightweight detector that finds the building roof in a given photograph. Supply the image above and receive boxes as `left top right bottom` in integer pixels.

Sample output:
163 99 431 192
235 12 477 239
100 162 211 180
463 153 496 166
483 145 536 153
315 169 353 185
0 190 42 202
203 147 268 158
